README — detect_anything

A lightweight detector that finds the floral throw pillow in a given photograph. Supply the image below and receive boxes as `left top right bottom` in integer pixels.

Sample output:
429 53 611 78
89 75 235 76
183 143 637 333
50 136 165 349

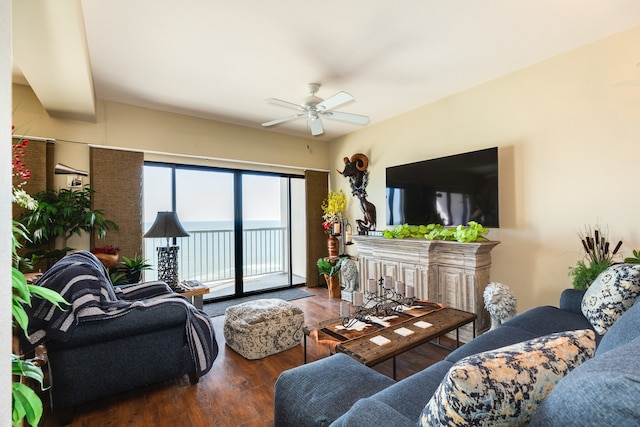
420 329 595 427
581 263 640 335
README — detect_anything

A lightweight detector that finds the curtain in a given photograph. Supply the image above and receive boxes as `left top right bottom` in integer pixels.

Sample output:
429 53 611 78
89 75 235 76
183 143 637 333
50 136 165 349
11 138 48 219
305 170 328 287
90 148 144 260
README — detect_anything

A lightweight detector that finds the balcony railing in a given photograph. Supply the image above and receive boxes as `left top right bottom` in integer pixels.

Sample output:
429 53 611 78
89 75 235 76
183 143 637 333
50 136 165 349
143 227 287 283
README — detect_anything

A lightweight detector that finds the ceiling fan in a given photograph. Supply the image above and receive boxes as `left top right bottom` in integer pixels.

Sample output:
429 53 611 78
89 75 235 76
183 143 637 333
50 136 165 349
261 83 370 136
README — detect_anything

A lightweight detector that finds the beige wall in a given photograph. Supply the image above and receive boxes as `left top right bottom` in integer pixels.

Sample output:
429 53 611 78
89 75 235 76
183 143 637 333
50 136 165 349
12 25 640 313
330 25 640 312
12 84 330 250
12 84 329 175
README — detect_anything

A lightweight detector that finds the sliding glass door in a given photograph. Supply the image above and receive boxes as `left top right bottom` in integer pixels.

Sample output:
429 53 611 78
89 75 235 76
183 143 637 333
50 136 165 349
143 163 305 300
176 168 236 298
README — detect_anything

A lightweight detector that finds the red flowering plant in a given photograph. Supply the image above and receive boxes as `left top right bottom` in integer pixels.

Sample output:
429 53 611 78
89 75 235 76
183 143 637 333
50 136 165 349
11 127 37 211
322 221 333 236
12 126 31 182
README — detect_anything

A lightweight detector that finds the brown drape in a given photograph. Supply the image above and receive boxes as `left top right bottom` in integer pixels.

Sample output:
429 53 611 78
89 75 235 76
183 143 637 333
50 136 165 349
90 148 144 260
305 170 328 287
11 138 48 219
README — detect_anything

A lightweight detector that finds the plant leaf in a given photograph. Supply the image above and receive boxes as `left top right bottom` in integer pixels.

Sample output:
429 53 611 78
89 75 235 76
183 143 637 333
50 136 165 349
12 381 43 427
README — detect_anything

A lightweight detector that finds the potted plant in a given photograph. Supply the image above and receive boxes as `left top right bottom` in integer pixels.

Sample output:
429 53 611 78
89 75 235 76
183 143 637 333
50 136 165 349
568 225 622 290
11 135 68 427
91 245 120 269
382 222 489 242
19 185 119 267
119 254 153 284
321 190 347 258
317 257 344 298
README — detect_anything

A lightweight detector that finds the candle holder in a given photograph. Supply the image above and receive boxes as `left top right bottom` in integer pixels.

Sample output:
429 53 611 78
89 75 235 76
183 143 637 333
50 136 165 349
340 277 415 328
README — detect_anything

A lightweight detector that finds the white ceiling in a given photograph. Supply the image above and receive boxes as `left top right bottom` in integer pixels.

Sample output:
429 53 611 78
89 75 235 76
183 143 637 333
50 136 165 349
12 0 640 141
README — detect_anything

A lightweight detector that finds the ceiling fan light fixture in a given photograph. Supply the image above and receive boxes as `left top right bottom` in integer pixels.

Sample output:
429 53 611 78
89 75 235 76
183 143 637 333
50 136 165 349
303 95 322 107
262 83 369 136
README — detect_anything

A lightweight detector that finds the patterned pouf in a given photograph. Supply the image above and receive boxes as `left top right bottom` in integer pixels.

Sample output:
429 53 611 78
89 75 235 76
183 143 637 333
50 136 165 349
223 298 304 360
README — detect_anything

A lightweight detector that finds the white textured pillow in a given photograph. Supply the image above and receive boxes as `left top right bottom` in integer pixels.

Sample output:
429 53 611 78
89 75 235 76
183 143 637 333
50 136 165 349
420 329 596 427
581 263 640 335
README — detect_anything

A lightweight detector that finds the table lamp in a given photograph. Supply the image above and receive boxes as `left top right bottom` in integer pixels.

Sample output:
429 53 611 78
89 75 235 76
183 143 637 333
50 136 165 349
143 211 189 290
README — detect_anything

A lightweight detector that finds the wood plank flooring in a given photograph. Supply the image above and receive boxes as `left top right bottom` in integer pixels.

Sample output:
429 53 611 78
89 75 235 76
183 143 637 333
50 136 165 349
39 287 455 427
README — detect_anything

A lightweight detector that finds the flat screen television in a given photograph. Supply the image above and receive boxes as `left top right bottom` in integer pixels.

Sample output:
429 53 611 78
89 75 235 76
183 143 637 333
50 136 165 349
386 147 499 228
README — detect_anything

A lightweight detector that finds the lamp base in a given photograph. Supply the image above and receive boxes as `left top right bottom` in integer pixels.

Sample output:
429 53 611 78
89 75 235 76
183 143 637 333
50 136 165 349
157 246 180 289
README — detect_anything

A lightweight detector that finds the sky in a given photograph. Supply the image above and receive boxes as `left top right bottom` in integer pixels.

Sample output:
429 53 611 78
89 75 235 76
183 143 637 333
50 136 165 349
143 165 285 227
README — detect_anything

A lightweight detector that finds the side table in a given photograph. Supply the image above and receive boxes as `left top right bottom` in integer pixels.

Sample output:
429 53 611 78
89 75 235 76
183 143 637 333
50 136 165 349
177 280 209 309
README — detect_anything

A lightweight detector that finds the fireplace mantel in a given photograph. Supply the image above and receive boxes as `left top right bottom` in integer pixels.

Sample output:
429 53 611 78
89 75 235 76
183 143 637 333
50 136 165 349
351 235 500 340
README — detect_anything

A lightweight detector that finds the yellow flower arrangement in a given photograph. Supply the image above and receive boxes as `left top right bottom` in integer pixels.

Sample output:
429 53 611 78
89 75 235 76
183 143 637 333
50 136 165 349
321 189 347 223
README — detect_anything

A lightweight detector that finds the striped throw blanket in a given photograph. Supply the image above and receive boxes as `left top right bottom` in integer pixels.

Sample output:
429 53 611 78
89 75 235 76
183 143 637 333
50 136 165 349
24 251 218 377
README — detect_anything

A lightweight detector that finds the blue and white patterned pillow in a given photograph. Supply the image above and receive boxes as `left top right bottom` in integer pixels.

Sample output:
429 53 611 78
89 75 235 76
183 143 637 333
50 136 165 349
581 263 640 335
420 329 596 427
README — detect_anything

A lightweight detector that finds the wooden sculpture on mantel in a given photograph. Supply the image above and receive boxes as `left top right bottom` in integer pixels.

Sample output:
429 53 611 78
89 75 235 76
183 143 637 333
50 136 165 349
339 153 376 234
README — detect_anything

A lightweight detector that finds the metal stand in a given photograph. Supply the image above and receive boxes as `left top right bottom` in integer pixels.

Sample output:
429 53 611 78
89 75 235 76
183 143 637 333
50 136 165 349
157 246 180 289
340 277 415 328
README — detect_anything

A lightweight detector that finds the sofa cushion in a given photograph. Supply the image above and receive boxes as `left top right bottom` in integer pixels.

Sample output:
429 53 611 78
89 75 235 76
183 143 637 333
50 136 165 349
419 329 596 427
446 325 540 363
529 335 640 426
329 398 416 427
359 360 454 422
274 353 396 427
501 305 601 344
595 296 640 356
581 263 640 335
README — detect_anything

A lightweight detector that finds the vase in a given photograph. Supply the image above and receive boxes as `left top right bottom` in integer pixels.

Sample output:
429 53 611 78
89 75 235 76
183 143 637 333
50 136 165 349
94 253 119 269
327 235 339 258
324 274 341 298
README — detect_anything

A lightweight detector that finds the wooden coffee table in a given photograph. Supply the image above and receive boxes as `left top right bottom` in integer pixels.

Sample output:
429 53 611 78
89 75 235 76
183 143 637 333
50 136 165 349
303 305 476 379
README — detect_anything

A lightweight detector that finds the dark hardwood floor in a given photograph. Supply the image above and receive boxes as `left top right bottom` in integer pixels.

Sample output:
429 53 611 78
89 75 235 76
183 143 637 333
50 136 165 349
40 287 455 427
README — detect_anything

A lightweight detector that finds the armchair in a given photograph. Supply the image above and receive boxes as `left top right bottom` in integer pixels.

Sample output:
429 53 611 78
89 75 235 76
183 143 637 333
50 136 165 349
22 251 218 414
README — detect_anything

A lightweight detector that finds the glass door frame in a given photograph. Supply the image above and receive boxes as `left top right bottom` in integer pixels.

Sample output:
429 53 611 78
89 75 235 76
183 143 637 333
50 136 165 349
143 161 304 301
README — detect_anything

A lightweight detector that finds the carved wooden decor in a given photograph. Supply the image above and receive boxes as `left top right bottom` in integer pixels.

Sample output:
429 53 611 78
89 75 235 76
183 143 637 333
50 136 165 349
338 153 377 233
352 236 500 342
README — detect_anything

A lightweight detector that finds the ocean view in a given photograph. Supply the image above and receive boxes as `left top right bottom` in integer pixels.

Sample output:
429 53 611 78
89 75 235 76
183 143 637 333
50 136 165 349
142 220 287 284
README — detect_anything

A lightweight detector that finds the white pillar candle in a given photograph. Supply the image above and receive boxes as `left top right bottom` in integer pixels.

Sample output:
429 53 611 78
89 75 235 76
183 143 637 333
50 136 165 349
384 276 393 289
345 230 352 243
368 278 377 293
340 301 350 318
406 285 415 299
395 280 405 295
353 291 363 307
333 222 341 234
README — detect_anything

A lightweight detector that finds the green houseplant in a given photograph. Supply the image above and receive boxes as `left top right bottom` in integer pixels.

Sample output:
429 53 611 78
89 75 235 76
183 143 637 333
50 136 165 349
119 254 153 284
19 185 119 266
383 221 489 242
568 225 622 290
317 257 344 298
12 221 68 427
11 135 68 426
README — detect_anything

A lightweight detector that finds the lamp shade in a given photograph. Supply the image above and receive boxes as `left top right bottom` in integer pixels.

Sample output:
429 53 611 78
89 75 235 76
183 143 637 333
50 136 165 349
143 211 190 238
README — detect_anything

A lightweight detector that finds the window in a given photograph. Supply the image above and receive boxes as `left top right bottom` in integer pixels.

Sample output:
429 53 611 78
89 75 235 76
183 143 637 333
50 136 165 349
143 163 306 300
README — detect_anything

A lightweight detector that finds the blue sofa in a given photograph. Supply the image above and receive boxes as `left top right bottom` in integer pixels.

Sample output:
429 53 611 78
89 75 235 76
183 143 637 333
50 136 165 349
274 289 640 426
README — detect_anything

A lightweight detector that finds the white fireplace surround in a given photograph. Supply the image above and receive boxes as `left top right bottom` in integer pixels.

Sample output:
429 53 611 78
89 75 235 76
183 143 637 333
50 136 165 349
352 236 500 341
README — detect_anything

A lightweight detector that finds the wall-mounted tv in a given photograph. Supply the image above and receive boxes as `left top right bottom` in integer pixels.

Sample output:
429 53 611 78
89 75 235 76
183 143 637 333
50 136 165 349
386 147 499 228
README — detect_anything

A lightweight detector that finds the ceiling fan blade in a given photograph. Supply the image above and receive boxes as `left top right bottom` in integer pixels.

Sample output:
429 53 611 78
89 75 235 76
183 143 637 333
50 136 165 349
262 113 305 127
309 116 324 136
316 91 354 112
265 98 305 111
322 111 370 125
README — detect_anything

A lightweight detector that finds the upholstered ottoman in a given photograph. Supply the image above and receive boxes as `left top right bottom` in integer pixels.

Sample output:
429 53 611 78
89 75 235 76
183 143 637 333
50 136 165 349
223 298 304 360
